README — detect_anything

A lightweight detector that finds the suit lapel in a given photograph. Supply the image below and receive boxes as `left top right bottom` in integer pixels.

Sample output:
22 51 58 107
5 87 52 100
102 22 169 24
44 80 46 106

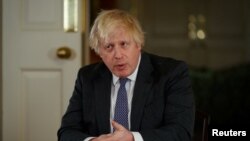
94 65 112 134
131 53 154 131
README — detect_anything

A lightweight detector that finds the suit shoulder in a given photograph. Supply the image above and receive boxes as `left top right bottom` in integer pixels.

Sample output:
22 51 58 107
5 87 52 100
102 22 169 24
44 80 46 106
77 62 107 78
147 53 188 72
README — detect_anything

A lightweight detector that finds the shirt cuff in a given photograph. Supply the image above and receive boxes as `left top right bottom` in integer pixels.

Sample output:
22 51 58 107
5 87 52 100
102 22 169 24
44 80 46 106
132 132 144 141
83 137 95 141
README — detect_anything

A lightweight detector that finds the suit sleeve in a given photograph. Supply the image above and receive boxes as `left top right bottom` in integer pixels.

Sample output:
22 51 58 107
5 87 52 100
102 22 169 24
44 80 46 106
140 62 195 141
57 69 90 141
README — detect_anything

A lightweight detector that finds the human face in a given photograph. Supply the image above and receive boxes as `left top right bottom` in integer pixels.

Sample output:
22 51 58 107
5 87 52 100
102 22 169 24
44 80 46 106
99 27 141 78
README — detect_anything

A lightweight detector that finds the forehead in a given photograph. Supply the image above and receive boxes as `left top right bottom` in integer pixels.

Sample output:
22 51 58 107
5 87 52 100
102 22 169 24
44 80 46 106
101 27 132 43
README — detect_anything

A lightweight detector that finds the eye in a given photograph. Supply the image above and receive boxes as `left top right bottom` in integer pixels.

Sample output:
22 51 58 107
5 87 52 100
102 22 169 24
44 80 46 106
104 44 114 51
120 41 129 47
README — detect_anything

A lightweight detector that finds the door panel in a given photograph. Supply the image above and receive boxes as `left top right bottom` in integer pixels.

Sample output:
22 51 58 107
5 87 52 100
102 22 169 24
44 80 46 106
21 0 61 30
21 70 62 141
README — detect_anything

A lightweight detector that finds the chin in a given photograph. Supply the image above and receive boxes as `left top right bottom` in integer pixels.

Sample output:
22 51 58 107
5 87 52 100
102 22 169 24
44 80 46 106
115 72 130 78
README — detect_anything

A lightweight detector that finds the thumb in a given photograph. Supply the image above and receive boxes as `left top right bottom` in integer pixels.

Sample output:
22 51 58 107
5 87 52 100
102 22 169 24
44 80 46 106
112 120 125 131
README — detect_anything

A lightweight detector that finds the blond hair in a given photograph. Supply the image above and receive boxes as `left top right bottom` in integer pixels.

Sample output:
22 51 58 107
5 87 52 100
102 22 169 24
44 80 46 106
89 9 145 54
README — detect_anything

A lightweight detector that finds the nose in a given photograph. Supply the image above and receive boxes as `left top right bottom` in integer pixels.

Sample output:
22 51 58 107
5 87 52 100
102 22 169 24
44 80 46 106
114 47 122 59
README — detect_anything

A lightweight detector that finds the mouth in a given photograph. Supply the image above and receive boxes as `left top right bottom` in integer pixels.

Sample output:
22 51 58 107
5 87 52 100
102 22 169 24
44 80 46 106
114 64 126 71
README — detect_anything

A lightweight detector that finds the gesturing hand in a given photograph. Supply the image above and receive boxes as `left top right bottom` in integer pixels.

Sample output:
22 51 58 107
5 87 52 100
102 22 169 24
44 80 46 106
90 121 134 141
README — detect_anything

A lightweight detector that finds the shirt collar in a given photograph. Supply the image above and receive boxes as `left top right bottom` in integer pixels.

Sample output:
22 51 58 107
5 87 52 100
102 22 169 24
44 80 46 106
112 54 141 85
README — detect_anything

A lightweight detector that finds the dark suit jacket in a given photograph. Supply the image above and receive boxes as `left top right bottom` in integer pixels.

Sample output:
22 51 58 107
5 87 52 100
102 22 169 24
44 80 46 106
58 52 195 141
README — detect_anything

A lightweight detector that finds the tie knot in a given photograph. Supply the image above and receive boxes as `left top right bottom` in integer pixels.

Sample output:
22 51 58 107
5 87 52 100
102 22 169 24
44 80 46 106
119 78 128 86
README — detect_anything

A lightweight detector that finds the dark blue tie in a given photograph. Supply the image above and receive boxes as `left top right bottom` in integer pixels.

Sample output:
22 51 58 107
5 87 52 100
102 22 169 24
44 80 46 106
114 78 129 129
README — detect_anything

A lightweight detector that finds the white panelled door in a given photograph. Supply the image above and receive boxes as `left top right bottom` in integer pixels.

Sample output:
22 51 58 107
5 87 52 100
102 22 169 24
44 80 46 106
2 0 83 141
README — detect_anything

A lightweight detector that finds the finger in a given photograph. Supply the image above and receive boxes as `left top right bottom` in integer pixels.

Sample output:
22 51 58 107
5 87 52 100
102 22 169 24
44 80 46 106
94 134 113 141
112 120 125 131
106 133 113 137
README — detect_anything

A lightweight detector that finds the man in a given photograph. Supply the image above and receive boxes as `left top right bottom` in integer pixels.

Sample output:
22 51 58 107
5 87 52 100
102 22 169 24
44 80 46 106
58 9 195 141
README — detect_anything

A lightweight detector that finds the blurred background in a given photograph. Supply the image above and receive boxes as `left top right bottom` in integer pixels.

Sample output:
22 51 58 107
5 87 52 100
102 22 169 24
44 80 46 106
89 0 250 127
1 0 250 141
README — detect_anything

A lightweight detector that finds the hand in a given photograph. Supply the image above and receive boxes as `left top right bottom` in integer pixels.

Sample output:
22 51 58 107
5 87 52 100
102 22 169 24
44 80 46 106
90 121 134 141
111 120 134 141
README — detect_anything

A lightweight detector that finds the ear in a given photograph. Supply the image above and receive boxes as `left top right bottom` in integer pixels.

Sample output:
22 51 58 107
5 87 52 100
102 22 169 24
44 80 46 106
136 43 142 50
97 48 103 58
